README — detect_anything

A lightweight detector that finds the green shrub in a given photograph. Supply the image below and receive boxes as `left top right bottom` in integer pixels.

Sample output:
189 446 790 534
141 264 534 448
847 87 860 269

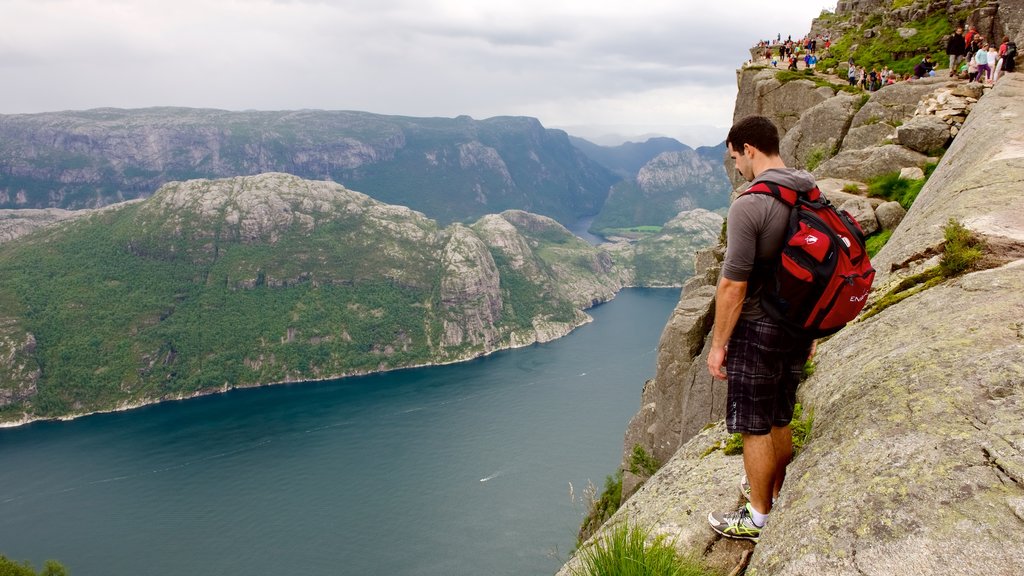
578 471 624 544
571 522 714 576
0 557 67 576
629 444 662 477
867 171 924 210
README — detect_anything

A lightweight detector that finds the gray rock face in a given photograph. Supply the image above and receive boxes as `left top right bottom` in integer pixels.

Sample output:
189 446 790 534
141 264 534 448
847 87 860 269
619 246 725 497
0 208 86 243
874 201 907 231
780 93 859 170
899 166 925 180
729 68 834 186
897 115 951 152
813 144 932 181
752 261 1024 576
873 74 1024 288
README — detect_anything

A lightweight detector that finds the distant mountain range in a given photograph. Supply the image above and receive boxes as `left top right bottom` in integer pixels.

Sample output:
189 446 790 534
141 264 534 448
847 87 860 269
0 108 731 235
0 108 617 226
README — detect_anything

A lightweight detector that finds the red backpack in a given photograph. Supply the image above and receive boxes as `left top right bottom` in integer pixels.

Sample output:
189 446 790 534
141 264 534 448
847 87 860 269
743 181 876 338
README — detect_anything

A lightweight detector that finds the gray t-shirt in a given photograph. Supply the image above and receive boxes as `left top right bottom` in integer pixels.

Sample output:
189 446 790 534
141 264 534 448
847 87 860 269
721 168 818 320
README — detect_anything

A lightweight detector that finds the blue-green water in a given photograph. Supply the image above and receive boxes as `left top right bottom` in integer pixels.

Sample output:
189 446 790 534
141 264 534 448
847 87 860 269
0 288 679 576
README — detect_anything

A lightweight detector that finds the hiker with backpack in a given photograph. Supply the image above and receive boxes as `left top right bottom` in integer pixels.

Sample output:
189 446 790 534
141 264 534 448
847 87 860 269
707 115 874 542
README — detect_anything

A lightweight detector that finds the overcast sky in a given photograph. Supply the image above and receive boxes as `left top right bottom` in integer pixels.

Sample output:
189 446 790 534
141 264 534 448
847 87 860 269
1 0 835 146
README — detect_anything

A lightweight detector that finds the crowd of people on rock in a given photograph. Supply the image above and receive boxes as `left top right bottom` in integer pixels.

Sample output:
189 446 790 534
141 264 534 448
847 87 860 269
756 33 830 72
749 23 1017 89
945 25 1017 83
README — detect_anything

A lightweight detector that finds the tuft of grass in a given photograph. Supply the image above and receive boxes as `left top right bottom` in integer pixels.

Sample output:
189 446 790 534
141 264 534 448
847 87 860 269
722 433 745 456
571 521 715 576
842 183 862 194
940 218 985 276
866 229 894 257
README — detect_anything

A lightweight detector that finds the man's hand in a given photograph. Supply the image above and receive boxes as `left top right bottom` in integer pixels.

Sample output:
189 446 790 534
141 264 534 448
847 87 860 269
707 345 728 380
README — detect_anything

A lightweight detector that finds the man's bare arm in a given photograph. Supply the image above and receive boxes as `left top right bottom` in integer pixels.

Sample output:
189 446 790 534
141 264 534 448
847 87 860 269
707 277 747 380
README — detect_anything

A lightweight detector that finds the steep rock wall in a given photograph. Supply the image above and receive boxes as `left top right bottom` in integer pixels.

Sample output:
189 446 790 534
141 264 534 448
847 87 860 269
562 70 1024 576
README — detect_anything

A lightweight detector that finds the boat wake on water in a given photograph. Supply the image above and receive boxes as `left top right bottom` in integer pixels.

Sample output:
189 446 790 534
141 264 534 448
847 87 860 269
479 470 506 483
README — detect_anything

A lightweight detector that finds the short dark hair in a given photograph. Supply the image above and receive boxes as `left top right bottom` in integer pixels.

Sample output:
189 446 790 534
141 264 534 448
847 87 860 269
726 116 780 156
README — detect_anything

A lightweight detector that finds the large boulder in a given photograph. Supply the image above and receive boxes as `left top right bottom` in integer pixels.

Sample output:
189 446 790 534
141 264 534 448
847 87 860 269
813 144 933 181
874 201 907 231
780 93 860 170
840 122 897 152
838 196 880 235
896 115 951 153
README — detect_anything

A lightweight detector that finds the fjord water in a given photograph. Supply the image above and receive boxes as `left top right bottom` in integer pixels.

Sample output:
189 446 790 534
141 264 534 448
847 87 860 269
0 288 679 576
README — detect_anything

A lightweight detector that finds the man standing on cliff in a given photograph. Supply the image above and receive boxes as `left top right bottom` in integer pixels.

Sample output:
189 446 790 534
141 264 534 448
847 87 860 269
947 26 967 77
706 115 815 541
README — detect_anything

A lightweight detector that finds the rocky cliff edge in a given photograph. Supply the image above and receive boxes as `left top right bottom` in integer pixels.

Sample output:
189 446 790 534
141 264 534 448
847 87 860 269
559 66 1024 576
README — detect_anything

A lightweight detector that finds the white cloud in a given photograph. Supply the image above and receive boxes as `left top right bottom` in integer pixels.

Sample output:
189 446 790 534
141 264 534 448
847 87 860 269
0 0 835 144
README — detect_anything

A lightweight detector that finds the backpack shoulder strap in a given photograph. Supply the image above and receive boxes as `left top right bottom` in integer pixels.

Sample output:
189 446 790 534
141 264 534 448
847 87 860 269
742 180 826 206
741 181 800 206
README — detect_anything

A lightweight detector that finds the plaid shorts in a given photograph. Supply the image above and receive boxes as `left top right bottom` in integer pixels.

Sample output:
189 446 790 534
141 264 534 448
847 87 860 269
725 316 813 435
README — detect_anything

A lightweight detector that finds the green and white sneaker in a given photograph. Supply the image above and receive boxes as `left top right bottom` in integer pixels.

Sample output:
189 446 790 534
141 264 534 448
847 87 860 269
740 474 751 501
707 502 763 542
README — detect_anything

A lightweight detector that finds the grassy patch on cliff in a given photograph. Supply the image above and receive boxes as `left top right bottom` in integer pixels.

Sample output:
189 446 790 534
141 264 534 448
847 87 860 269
570 521 716 576
577 445 663 545
866 164 935 210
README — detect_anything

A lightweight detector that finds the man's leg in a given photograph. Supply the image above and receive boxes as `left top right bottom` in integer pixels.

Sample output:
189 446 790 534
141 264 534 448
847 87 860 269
769 424 793 499
742 425 793 514
741 432 775 514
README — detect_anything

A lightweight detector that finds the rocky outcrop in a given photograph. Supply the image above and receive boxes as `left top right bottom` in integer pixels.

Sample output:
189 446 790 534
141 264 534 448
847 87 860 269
896 115 952 152
0 174 628 424
592 145 732 231
619 244 724 497
565 69 1024 576
439 225 503 350
0 208 85 243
